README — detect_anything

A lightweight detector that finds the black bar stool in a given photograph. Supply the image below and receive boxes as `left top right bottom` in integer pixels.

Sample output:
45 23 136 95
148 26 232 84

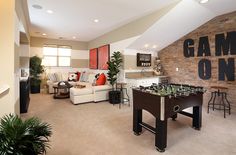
207 86 231 118
116 83 130 109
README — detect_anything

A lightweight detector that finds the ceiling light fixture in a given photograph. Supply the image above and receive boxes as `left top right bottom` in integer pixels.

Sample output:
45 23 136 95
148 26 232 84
199 0 209 4
73 36 76 39
42 33 47 36
47 10 53 14
152 45 157 49
94 19 99 23
32 4 43 9
144 44 149 48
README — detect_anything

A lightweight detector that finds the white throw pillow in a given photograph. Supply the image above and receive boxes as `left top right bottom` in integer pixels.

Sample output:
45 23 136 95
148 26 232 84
61 72 68 81
87 73 96 83
54 72 62 81
80 71 88 82
47 73 57 82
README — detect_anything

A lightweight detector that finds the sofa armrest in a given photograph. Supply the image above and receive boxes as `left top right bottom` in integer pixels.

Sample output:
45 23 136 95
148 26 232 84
46 80 54 85
46 80 57 94
93 85 112 92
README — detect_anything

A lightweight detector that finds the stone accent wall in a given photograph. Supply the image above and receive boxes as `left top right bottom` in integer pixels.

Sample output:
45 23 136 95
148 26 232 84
159 11 236 111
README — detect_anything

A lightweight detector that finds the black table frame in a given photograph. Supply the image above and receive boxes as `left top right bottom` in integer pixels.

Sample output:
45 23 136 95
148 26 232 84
53 81 73 99
133 89 203 152
207 90 231 118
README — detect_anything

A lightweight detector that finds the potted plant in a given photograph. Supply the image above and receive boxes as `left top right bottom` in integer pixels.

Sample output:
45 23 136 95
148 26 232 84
107 51 122 104
30 56 44 93
0 114 52 155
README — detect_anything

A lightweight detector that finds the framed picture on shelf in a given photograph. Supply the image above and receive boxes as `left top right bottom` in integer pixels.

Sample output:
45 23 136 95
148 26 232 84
98 44 110 70
89 48 98 69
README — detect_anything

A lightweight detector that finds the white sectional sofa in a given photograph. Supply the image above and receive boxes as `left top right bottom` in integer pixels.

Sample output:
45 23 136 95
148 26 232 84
46 72 112 104
70 84 111 104
47 72 71 94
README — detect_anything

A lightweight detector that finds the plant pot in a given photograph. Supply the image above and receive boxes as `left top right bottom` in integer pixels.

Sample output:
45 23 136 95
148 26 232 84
109 90 121 104
30 85 40 94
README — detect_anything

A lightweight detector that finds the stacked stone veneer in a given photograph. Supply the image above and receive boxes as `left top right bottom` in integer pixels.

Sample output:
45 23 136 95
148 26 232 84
159 11 236 111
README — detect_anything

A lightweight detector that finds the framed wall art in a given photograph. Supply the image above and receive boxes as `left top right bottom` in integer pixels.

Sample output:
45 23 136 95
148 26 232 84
89 48 98 69
98 44 110 70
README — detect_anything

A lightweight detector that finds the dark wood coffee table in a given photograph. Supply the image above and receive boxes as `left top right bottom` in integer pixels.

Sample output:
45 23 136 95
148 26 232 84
53 81 73 99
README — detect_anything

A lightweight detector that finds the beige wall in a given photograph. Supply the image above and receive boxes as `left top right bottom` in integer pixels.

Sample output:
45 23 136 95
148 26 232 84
71 59 89 68
0 0 16 117
15 0 30 41
20 57 29 68
88 1 179 49
159 11 236 111
30 37 89 69
30 37 88 50
123 55 155 70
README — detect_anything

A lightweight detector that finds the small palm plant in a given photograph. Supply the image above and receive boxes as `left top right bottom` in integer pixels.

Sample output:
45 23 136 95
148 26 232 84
107 51 122 90
0 114 52 155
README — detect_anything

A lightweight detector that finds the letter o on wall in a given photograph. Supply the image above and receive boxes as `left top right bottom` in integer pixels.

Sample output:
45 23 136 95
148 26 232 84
198 59 211 80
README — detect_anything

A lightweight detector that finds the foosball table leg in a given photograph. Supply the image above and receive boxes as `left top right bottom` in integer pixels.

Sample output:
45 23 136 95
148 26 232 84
133 108 142 135
192 106 202 130
155 119 167 152
171 113 177 121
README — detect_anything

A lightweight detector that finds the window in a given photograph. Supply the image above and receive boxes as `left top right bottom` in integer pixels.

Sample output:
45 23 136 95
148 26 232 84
42 45 71 67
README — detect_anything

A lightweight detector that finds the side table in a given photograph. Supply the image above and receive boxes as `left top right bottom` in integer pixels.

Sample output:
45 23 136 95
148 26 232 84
53 81 73 99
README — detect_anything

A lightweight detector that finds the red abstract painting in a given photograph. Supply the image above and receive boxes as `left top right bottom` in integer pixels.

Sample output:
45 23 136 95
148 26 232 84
98 45 110 70
89 48 98 69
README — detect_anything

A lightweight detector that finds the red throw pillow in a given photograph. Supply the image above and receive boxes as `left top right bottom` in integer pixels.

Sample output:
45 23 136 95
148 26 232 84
96 73 106 85
76 72 81 81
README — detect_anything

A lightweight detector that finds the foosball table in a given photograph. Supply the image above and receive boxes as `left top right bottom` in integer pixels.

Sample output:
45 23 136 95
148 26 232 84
133 83 205 152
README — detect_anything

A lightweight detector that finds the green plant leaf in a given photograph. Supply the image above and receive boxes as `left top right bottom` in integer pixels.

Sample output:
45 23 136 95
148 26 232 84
0 114 52 155
30 56 45 86
107 51 123 89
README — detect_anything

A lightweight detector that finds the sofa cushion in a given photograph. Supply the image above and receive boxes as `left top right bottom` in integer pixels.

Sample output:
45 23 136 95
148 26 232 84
87 73 96 83
54 72 62 81
70 87 93 96
61 72 68 81
93 85 112 92
48 73 57 82
80 71 88 82
53 81 76 87
96 73 106 85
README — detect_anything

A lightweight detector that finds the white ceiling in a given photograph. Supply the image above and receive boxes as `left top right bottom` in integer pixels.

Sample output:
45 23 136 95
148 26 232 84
128 0 236 51
27 0 179 41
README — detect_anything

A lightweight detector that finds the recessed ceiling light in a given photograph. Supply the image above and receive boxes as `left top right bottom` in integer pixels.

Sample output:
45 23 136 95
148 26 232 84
32 4 43 9
199 0 209 4
47 10 53 14
72 36 76 39
94 19 99 23
144 44 149 48
42 33 46 36
152 45 157 49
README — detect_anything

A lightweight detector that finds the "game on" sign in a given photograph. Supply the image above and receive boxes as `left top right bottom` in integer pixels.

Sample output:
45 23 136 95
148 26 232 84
183 31 236 81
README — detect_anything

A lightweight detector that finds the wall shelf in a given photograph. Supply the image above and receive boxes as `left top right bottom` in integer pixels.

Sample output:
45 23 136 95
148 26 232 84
0 84 10 95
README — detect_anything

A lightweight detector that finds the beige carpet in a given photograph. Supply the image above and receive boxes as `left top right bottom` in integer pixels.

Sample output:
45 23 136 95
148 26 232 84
21 94 236 155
